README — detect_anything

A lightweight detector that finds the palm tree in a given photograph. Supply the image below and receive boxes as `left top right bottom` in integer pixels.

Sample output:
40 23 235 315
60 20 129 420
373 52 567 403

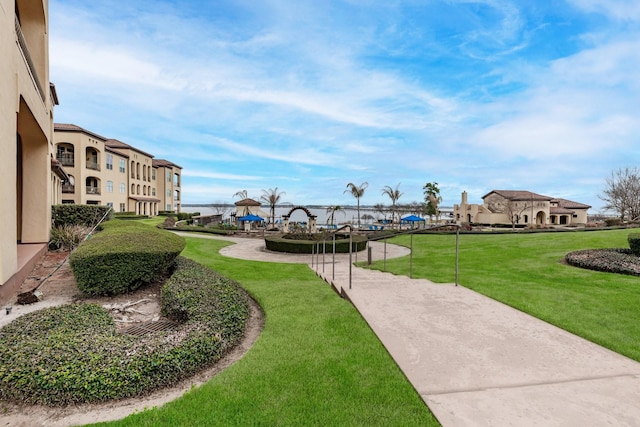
260 187 285 228
325 205 345 226
233 190 250 216
381 183 403 229
344 182 368 228
233 189 248 200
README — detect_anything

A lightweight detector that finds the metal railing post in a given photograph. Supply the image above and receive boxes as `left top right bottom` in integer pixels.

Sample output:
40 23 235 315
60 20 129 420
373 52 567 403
455 225 459 286
349 229 353 289
332 233 336 280
383 237 387 272
410 233 413 279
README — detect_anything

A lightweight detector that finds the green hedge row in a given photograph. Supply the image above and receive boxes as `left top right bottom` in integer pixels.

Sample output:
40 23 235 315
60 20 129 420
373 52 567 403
52 204 111 227
264 233 368 254
173 224 236 235
70 221 185 295
0 257 250 405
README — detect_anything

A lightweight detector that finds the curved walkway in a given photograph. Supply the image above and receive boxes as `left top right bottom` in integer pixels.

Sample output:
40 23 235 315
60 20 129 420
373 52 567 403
191 233 640 427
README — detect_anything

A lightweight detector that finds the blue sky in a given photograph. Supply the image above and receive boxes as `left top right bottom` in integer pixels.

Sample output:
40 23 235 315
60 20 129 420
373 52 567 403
49 0 640 211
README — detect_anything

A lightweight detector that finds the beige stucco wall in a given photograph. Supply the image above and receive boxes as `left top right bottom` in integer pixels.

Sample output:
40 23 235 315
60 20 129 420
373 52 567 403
1 0 53 286
102 149 128 212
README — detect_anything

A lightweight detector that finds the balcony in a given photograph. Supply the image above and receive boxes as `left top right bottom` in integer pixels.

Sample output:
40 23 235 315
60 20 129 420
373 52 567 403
57 153 74 167
15 15 45 102
86 186 101 195
62 184 75 194
86 161 100 171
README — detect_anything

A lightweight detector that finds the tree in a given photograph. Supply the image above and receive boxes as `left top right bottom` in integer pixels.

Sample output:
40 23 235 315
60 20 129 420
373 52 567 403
423 182 442 223
373 203 387 221
381 183 403 229
233 189 248 200
260 187 285 228
599 167 640 221
325 205 345 226
344 182 368 228
501 199 531 231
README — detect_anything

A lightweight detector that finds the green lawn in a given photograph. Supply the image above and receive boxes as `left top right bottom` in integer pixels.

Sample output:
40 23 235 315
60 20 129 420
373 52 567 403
98 235 438 426
369 229 640 361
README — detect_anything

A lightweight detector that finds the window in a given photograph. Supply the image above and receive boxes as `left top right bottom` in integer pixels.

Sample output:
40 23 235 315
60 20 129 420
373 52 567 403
166 171 171 182
106 181 113 193
106 202 113 208
166 204 171 211
119 159 126 173
120 203 126 212
130 161 135 178
120 183 126 193
167 189 171 197
173 173 180 187
152 169 156 180
106 154 113 170
152 188 156 196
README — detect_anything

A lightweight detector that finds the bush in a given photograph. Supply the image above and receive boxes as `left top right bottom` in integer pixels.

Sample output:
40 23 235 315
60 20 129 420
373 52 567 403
605 218 622 227
49 224 91 250
0 258 250 405
70 221 185 295
628 233 640 256
52 204 112 227
172 224 235 235
265 233 368 254
565 248 640 276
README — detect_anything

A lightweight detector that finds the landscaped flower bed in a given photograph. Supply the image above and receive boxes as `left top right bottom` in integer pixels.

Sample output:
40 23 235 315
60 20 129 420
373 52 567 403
0 257 250 406
565 248 640 276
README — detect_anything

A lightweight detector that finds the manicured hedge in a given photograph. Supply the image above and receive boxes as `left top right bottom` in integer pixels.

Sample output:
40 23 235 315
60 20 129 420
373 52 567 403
52 204 111 227
70 221 185 295
264 233 368 254
565 248 640 276
0 257 250 406
173 224 236 235
628 233 640 256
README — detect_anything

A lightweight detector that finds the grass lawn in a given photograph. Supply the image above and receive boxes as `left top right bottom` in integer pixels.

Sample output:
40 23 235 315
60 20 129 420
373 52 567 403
368 229 640 362
98 235 438 426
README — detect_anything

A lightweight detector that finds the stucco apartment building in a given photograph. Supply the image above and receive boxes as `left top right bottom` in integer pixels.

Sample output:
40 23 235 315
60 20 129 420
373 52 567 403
454 190 591 226
1 0 58 300
54 124 182 215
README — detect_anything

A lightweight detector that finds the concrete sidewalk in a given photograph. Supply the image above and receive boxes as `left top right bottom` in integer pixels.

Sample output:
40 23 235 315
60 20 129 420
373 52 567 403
204 234 640 426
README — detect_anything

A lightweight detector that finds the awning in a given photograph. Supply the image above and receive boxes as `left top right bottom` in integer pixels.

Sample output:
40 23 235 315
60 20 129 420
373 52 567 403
401 215 426 222
237 214 264 222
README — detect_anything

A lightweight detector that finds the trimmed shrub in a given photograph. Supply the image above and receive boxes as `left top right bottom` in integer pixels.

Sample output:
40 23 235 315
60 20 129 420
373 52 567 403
162 257 250 341
605 218 622 227
628 233 640 256
52 204 112 227
265 233 368 254
565 248 640 276
0 258 250 405
172 224 235 235
70 221 185 295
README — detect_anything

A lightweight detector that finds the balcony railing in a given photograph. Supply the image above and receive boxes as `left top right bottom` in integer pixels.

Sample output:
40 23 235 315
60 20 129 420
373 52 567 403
15 15 45 102
62 184 75 193
86 186 101 195
86 161 100 171
57 153 75 167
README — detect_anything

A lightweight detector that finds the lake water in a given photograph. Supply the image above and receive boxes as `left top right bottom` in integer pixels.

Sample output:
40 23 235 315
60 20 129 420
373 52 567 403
183 205 454 226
